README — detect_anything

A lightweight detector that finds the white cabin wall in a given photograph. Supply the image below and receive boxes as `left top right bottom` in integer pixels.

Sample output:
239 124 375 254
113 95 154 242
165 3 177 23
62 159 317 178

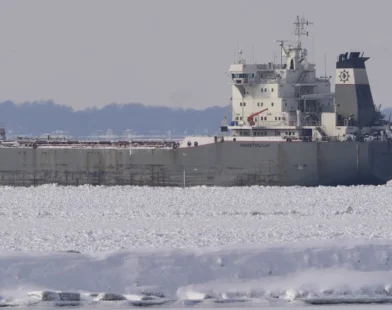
279 84 295 97
231 86 244 121
321 112 336 136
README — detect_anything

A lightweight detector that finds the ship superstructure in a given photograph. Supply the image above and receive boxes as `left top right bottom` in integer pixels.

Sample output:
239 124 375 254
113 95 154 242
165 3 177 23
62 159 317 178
182 16 386 148
228 16 334 141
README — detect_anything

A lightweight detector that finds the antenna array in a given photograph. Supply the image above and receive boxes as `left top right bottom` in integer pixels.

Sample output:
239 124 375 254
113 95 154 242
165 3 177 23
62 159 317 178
293 16 313 43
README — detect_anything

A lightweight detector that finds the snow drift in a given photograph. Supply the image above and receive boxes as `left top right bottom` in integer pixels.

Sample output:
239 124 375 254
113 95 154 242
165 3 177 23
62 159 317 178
2 239 392 305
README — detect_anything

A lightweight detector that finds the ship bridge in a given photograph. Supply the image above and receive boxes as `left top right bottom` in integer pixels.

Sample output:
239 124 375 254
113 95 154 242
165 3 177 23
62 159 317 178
226 16 335 141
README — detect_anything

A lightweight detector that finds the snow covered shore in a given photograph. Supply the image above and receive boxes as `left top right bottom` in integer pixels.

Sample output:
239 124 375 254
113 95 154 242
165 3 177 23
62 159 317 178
2 239 392 305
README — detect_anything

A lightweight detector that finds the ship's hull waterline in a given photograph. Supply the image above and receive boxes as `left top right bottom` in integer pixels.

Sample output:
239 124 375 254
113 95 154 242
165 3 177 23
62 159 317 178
0 141 391 187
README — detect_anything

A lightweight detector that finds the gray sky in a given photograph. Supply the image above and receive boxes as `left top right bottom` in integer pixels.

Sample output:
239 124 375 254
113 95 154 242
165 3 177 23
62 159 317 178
0 0 389 110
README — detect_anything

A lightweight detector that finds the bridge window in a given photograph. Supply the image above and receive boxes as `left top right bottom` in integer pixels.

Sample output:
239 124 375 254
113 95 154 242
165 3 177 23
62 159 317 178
264 88 267 92
271 88 274 92
271 102 274 107
257 102 259 106
275 117 277 120
231 73 255 79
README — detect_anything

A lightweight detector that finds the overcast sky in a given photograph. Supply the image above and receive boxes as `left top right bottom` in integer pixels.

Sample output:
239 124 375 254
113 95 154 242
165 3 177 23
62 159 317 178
0 0 389 110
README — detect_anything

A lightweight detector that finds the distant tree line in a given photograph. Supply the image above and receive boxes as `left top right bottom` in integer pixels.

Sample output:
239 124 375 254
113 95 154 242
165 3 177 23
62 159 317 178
0 100 229 138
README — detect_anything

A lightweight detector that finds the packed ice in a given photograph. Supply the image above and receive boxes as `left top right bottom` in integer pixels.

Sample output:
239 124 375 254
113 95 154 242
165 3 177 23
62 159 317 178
1 184 392 306
1 184 392 251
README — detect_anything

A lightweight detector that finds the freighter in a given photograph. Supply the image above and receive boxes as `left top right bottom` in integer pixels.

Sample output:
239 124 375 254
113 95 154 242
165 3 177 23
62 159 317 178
1 16 392 187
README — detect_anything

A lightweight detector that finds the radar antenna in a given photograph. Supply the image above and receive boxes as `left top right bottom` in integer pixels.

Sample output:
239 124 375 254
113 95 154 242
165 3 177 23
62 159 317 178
274 40 288 68
293 15 313 45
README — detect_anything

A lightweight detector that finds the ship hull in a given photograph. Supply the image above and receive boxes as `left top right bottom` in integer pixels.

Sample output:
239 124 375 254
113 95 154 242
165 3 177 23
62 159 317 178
0 141 391 187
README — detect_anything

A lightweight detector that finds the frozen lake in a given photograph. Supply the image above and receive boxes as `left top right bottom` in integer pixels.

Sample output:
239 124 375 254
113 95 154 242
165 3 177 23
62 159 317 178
1 184 392 307
0 184 391 251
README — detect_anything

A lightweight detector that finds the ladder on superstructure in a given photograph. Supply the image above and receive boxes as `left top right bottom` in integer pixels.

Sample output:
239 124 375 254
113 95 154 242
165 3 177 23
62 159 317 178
296 70 313 98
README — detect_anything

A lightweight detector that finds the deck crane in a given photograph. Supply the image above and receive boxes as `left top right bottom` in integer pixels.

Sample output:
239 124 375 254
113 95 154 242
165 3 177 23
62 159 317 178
247 108 269 126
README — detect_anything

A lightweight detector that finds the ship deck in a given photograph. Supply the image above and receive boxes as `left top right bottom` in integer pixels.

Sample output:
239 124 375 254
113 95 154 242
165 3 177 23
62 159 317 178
0 139 180 149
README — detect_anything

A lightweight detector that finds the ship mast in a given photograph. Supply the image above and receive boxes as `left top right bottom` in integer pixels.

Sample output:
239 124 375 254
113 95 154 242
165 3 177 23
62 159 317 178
274 16 313 67
293 15 313 47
